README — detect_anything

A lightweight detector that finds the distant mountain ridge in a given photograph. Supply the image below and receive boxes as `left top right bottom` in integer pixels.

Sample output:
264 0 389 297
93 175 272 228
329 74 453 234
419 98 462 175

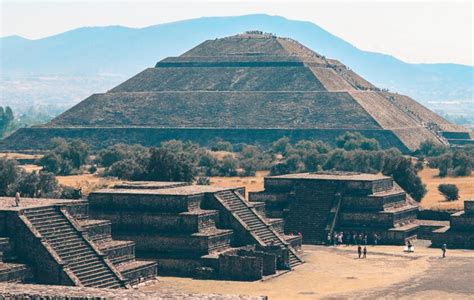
1 14 473 106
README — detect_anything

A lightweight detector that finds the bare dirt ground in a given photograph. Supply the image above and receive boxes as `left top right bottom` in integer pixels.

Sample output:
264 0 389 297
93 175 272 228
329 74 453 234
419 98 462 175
140 243 474 299
418 167 474 211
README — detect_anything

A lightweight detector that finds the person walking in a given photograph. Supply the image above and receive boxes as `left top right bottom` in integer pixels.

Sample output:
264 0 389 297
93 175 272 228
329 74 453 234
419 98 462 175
327 232 332 246
358 245 362 259
14 192 20 207
363 246 367 259
441 243 447 258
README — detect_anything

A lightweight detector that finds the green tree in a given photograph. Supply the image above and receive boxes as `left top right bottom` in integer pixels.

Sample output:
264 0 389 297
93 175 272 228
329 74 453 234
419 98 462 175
0 158 20 196
211 140 234 152
218 155 238 176
146 147 196 182
272 137 291 156
336 132 380 151
438 184 459 201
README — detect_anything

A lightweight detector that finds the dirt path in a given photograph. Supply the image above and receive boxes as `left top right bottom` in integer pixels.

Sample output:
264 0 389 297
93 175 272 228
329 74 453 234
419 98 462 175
140 244 473 299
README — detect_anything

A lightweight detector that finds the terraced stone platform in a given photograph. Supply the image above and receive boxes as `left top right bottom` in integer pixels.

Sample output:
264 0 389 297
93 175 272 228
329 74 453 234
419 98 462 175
0 197 157 287
249 172 420 245
88 182 302 280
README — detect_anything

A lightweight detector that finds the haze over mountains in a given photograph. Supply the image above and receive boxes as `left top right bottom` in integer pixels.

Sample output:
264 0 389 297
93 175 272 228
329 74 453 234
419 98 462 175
1 14 473 119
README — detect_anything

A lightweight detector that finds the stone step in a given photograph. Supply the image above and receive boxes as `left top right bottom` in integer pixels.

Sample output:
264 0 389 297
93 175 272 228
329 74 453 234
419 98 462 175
70 261 104 276
82 272 117 287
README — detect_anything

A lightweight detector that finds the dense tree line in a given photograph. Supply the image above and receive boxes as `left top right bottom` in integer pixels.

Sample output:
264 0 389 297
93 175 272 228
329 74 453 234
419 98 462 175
417 140 473 177
0 157 80 199
268 135 426 201
93 133 427 201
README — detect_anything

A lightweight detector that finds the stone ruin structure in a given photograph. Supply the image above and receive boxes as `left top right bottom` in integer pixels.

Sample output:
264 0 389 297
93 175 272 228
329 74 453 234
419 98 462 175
2 32 472 152
250 172 420 245
432 200 474 249
88 182 303 281
0 197 157 287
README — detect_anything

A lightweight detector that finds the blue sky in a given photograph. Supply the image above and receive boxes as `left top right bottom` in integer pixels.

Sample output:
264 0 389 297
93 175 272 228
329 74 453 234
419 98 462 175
1 0 472 65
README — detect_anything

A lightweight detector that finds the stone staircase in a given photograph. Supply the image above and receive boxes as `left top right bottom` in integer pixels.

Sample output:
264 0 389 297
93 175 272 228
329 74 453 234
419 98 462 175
325 191 344 242
286 188 336 244
214 190 303 268
23 206 123 288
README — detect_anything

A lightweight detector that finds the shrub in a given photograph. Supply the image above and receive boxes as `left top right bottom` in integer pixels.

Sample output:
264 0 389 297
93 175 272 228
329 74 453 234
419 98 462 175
438 184 459 201
37 138 90 175
210 140 233 152
196 177 211 185
336 132 380 151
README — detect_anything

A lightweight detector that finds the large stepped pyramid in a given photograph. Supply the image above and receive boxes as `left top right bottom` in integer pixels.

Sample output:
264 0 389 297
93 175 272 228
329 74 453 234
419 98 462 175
1 31 471 152
0 197 157 288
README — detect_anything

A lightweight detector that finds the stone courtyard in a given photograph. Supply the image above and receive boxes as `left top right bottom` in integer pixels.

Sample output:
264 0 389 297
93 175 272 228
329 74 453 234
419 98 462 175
142 243 474 299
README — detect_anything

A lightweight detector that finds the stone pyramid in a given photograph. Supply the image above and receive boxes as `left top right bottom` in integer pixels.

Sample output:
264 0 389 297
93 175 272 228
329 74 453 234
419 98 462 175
2 31 471 152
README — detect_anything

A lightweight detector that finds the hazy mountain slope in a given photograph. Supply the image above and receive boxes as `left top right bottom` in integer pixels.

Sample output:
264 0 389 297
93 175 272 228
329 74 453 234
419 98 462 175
1 14 472 109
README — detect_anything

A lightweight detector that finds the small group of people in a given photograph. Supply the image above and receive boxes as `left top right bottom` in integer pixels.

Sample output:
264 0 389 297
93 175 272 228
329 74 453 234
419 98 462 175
357 245 367 259
327 231 381 246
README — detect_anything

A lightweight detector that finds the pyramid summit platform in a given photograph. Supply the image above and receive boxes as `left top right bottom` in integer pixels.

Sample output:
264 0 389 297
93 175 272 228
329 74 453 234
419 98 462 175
2 31 471 152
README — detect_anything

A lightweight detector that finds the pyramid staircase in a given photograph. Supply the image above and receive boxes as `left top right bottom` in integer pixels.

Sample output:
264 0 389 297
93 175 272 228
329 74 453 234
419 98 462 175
214 190 303 268
22 206 124 288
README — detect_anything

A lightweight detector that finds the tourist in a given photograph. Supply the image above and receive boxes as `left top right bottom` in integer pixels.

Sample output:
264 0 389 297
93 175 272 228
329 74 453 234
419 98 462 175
327 232 332 246
338 232 343 245
358 245 362 259
373 233 379 246
14 192 20 207
352 232 357 245
407 240 413 253
334 232 338 246
442 243 447 258
346 232 352 246
363 246 367 258
363 234 368 245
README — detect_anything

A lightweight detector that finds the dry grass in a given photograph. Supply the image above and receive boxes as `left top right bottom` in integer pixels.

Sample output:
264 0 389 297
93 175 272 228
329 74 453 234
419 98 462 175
210 171 267 198
0 152 42 160
208 151 236 160
418 167 474 211
55 173 119 196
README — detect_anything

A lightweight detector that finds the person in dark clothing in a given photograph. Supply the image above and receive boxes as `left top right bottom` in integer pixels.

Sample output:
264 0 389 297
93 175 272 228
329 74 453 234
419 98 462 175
441 244 447 258
358 245 362 259
363 246 367 258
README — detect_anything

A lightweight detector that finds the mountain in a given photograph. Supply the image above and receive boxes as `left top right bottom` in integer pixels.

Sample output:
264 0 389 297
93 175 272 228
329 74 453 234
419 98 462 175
1 14 473 109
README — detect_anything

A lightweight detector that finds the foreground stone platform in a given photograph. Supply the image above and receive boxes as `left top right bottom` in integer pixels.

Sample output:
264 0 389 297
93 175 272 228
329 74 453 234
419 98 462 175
0 283 265 299
250 171 419 245
0 197 157 287
89 182 303 280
